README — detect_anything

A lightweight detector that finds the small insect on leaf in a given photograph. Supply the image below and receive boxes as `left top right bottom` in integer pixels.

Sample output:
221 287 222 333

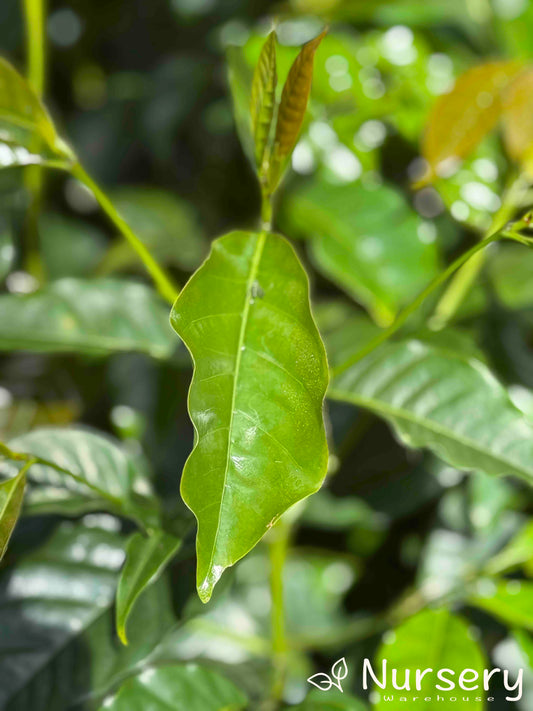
268 28 327 193
250 31 277 173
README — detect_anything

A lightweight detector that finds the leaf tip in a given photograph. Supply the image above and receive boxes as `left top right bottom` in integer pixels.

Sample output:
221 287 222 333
198 562 225 603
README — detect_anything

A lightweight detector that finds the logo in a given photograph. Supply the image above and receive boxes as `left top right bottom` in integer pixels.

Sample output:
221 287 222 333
307 657 348 692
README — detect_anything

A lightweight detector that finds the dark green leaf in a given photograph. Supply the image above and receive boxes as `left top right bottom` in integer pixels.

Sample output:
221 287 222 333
329 340 533 484
0 278 176 358
0 464 26 560
285 178 440 325
39 213 107 280
374 609 485 710
171 230 329 602
116 530 182 645
98 663 247 711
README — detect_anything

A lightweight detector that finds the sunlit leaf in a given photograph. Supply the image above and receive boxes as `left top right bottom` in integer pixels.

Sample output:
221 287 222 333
269 29 326 191
374 609 485 710
422 61 519 180
0 520 176 710
0 57 73 169
0 278 176 358
486 520 533 575
171 230 329 602
0 464 27 560
502 68 533 174
471 580 533 630
329 340 533 484
285 177 440 325
250 31 277 171
2 426 157 522
97 663 247 711
116 530 182 645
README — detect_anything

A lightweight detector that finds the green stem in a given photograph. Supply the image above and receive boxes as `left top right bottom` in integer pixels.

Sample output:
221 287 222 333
23 0 47 280
269 517 290 705
71 163 180 305
332 233 503 378
430 174 527 330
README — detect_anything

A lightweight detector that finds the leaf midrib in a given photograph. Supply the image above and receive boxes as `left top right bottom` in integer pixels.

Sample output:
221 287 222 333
206 231 267 583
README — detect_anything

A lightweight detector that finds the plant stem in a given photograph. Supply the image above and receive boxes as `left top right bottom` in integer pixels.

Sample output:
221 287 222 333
71 162 180 305
332 233 503 377
23 0 47 280
269 517 290 705
430 174 527 330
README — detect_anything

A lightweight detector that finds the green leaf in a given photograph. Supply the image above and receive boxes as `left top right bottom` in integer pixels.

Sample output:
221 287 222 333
98 663 247 711
39 213 107 280
250 31 277 171
502 68 533 174
470 580 533 630
0 278 176 358
0 57 73 168
171 230 329 602
293 689 368 710
99 187 207 274
374 609 485 710
329 340 533 484
0 463 27 560
226 46 255 167
3 426 156 522
116 530 182 645
0 520 176 710
285 178 440 325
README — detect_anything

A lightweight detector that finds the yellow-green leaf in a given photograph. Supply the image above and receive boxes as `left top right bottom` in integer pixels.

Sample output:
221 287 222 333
269 29 326 192
0 462 28 560
502 68 533 174
250 31 277 172
422 61 519 180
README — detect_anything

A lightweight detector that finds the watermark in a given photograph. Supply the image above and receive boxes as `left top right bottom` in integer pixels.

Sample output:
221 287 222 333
308 658 524 702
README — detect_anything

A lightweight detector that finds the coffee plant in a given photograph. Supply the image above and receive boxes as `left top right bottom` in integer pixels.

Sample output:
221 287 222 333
1 1 533 709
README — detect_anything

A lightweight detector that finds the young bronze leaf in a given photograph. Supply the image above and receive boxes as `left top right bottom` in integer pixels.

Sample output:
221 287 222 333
171 231 329 602
422 61 520 180
502 68 533 174
250 31 277 171
269 29 326 192
0 464 28 560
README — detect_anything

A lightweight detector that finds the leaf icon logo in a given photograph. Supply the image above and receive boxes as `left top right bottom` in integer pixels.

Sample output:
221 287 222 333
307 657 348 692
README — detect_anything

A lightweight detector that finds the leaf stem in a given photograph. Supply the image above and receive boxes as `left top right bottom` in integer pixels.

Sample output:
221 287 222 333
332 233 503 377
70 162 180 305
268 517 290 705
430 173 528 330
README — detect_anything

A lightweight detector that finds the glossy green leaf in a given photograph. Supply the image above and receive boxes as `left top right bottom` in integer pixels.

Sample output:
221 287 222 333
329 340 533 484
116 530 182 645
374 609 485 710
2 426 156 522
285 178 440 325
470 580 533 630
293 689 368 710
98 663 247 711
0 464 27 560
171 230 329 602
0 57 73 168
0 278 176 358
0 520 176 710
250 31 277 170
99 188 207 274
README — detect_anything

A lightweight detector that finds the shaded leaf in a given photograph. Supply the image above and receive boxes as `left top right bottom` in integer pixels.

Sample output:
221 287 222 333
3 426 156 522
39 213 107 280
99 187 207 274
269 29 326 191
0 520 176 710
502 68 533 173
285 178 440 324
0 57 72 168
329 340 533 484
0 278 176 358
374 609 485 710
0 463 27 560
226 46 255 167
98 663 247 711
422 61 519 179
470 580 533 630
171 230 328 602
250 31 277 170
116 530 182 645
